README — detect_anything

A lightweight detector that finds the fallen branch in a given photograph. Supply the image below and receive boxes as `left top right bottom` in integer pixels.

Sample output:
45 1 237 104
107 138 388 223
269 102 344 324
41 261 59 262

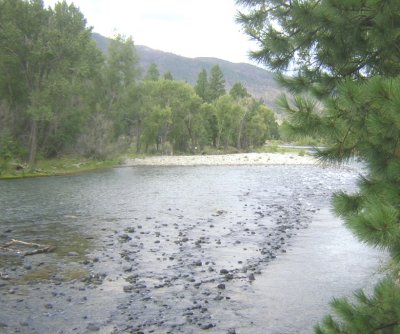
0 239 55 256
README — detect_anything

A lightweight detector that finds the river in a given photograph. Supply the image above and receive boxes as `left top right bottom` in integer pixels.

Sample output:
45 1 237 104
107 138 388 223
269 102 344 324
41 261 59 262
0 165 385 333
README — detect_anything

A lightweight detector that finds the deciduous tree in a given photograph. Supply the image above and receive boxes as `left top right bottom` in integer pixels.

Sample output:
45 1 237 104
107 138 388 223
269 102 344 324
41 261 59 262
0 0 103 165
195 69 209 102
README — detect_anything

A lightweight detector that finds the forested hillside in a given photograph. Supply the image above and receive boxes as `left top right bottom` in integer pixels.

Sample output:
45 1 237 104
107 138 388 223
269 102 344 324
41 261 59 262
92 33 282 108
0 0 280 173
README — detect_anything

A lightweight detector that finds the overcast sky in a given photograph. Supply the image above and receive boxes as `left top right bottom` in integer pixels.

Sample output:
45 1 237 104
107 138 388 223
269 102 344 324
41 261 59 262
42 0 258 64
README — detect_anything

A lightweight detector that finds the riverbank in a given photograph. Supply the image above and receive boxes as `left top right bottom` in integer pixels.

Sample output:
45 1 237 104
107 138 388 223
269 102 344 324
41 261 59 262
0 152 318 179
0 158 119 179
123 152 317 166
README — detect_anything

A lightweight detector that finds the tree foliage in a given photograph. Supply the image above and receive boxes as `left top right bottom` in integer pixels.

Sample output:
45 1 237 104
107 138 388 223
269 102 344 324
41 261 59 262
195 69 209 102
0 0 279 169
208 65 226 101
144 63 160 81
237 0 400 332
230 82 249 100
0 0 103 164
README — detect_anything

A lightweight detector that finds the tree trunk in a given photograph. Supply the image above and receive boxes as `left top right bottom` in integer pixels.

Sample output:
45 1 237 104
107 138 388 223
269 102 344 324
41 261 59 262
28 119 38 168
135 124 142 153
237 125 243 149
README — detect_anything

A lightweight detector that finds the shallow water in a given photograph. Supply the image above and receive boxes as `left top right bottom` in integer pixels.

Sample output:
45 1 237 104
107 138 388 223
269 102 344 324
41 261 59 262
0 165 385 333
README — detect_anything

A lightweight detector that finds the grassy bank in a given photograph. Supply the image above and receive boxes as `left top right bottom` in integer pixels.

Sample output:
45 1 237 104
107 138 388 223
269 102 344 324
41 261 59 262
0 144 315 179
0 157 120 179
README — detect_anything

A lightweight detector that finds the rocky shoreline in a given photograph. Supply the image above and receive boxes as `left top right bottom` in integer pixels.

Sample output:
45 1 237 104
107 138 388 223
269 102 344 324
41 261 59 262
0 164 367 334
123 152 317 167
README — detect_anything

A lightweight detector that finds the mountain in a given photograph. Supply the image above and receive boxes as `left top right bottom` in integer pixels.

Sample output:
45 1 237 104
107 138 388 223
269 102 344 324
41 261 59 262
92 33 283 109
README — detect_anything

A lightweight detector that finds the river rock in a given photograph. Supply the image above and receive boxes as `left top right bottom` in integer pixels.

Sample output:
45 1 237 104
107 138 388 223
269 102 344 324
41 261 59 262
118 234 132 242
123 285 134 292
87 323 100 332
225 273 234 280
67 251 79 257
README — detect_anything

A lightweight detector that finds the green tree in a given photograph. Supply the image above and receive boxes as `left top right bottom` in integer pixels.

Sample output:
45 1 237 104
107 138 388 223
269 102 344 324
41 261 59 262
138 80 203 153
247 103 279 146
195 69 209 102
229 82 249 100
117 82 146 153
98 34 141 156
163 71 174 80
144 63 160 81
214 95 242 148
234 97 278 149
237 0 400 332
200 102 218 147
102 35 139 114
208 65 226 101
0 0 103 165
162 81 203 153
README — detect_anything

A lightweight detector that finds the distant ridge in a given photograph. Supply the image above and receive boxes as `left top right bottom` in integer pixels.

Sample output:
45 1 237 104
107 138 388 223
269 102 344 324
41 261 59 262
92 33 283 109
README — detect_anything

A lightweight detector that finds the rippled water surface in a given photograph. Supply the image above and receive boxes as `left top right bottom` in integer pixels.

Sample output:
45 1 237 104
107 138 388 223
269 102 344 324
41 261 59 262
0 165 385 333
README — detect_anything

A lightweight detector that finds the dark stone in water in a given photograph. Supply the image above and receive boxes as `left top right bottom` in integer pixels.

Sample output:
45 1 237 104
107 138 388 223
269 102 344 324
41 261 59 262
67 252 79 257
87 323 100 332
123 266 133 272
201 323 214 330
123 285 134 292
225 274 234 280
118 234 132 242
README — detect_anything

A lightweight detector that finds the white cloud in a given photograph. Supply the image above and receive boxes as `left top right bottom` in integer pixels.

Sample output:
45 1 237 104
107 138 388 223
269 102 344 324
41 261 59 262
43 0 257 64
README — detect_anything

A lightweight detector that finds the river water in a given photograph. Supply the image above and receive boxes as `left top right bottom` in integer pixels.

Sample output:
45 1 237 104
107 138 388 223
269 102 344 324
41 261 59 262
0 165 385 333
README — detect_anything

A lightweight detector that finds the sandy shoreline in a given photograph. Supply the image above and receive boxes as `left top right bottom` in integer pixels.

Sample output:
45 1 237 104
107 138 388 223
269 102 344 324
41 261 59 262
123 152 317 166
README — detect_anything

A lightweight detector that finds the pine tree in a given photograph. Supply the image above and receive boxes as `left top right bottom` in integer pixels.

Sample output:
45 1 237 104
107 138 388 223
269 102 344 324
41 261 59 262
237 0 400 332
208 65 226 101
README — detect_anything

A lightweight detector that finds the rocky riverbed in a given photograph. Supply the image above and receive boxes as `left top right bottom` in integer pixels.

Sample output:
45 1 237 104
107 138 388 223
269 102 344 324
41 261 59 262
0 163 385 333
123 152 316 167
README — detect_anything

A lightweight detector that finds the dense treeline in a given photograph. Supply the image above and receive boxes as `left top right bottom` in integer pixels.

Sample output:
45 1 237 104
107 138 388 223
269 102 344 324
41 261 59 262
0 0 278 170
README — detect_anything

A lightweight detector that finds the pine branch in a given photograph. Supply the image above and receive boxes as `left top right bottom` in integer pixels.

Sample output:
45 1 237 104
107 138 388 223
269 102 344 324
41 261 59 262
374 322 399 332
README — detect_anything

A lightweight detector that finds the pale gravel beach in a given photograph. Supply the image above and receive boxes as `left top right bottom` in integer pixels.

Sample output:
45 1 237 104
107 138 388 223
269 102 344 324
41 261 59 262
124 152 317 166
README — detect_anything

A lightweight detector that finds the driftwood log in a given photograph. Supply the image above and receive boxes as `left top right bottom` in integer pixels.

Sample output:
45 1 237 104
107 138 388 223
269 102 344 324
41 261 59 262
0 239 55 256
